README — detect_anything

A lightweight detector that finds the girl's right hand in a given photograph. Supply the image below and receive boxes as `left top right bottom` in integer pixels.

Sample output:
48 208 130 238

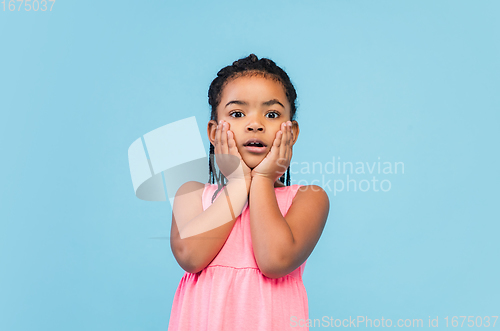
214 120 252 182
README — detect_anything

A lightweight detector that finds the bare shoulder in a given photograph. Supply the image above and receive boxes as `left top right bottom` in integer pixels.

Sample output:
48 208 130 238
287 184 330 227
172 181 206 228
175 181 206 197
295 184 330 206
173 181 206 214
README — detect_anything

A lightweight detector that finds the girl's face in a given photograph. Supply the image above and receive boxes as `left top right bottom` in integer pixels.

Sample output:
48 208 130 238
208 75 299 170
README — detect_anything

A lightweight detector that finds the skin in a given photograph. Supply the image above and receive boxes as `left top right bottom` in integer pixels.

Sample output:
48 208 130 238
170 75 330 278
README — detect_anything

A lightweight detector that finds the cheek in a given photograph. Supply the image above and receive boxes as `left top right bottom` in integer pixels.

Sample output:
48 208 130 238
233 135 244 148
270 125 283 137
226 123 242 144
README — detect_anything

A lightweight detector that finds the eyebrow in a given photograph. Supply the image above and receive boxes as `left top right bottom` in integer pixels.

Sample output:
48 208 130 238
224 99 285 108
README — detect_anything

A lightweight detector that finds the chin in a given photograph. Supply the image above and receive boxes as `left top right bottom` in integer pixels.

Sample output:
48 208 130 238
240 148 269 168
243 158 263 170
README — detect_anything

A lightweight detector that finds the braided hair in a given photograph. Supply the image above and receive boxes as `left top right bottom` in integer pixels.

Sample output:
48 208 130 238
208 54 298 202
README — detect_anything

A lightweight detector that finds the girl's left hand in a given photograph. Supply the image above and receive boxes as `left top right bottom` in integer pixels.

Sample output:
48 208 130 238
252 121 293 183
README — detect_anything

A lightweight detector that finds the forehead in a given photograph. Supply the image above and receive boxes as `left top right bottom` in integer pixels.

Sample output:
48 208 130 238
219 75 289 109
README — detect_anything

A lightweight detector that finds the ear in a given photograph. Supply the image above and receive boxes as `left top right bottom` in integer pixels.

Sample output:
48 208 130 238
207 120 218 146
291 120 300 146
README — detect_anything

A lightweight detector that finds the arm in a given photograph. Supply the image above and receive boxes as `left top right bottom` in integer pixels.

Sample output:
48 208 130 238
170 119 252 274
170 178 250 274
249 180 329 278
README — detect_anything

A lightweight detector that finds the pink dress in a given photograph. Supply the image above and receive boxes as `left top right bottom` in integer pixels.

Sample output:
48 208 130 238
168 183 309 331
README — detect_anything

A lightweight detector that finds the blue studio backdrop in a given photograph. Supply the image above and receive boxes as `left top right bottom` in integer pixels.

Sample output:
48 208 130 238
1 0 499 330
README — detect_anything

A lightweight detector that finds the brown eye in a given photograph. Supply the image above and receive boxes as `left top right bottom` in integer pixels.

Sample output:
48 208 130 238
266 111 280 119
230 111 244 118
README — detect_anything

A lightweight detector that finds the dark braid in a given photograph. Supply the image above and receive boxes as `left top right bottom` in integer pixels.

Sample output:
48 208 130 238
209 143 228 203
279 167 291 186
208 143 215 184
208 54 298 202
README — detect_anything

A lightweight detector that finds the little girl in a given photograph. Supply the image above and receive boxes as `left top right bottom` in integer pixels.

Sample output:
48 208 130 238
168 54 330 330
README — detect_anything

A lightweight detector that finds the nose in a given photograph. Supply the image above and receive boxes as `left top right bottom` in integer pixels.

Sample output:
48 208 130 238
246 117 264 132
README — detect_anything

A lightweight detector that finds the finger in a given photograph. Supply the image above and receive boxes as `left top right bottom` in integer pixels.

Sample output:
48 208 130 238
226 130 234 151
285 121 292 160
218 120 226 155
214 121 221 155
227 129 237 156
287 121 292 145
279 122 287 160
280 122 288 148
273 130 284 175
281 122 291 169
228 131 241 156
275 128 283 150
283 122 289 153
218 121 224 154
221 122 229 154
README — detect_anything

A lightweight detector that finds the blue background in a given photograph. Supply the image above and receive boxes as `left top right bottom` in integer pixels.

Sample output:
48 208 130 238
1 0 499 330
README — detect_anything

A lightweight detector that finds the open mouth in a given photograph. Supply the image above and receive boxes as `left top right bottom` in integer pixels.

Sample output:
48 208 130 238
245 142 265 147
244 139 267 153
244 138 267 147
